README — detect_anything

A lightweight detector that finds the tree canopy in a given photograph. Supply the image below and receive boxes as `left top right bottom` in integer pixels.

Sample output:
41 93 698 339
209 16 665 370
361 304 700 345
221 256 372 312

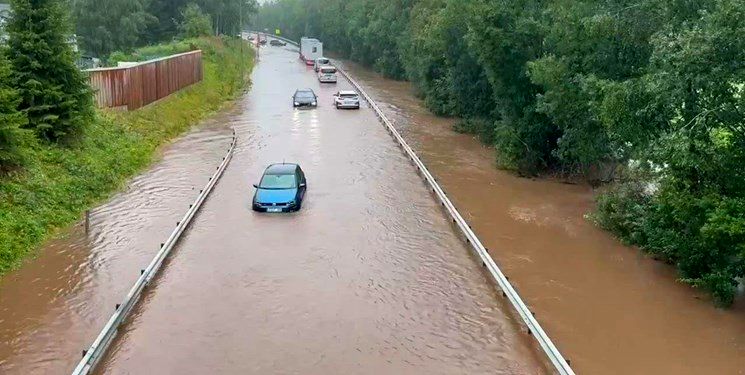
74 0 257 57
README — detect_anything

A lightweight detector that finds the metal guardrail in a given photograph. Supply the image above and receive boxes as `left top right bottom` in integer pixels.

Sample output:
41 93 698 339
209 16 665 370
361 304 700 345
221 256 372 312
261 32 576 374
71 129 237 375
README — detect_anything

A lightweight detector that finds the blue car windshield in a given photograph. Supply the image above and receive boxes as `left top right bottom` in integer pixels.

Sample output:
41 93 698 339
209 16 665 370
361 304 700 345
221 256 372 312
259 174 296 189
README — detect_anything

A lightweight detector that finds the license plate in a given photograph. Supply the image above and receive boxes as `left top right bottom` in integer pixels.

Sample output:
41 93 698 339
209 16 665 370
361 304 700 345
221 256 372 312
267 207 282 213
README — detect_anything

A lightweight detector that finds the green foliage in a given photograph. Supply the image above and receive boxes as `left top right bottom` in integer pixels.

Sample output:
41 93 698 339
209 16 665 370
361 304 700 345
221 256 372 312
0 37 254 275
5 0 93 142
0 52 33 171
453 118 494 144
74 0 257 57
593 0 745 306
74 0 157 57
107 39 199 65
178 3 213 38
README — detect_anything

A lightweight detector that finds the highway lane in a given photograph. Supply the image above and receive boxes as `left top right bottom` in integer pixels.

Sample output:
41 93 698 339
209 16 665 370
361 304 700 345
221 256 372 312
94 43 547 374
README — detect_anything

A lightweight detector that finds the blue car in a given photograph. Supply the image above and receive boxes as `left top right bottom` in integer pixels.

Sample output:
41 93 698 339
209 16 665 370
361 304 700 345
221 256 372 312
252 163 307 212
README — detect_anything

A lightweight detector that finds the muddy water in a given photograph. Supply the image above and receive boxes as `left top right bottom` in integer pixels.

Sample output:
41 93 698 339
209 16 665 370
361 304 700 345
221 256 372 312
93 44 545 375
0 116 235 373
339 60 745 374
0 44 548 373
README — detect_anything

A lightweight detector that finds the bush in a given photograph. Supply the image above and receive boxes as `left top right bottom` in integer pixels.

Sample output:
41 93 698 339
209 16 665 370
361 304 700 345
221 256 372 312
453 118 494 144
592 181 650 245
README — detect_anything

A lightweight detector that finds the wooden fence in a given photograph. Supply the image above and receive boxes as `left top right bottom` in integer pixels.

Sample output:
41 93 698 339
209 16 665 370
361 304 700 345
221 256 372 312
86 50 203 111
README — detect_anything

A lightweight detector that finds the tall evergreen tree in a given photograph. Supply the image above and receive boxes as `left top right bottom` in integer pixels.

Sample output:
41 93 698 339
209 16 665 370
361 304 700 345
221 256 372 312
0 52 31 171
5 0 92 141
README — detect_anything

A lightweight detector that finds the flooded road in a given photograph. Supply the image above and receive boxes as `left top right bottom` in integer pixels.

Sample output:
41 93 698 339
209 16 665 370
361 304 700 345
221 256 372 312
339 61 745 374
0 44 549 373
0 118 235 373
92 43 545 374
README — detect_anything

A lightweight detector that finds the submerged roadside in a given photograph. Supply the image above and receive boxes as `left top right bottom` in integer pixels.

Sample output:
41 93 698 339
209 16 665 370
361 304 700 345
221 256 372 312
0 36 254 276
339 60 745 375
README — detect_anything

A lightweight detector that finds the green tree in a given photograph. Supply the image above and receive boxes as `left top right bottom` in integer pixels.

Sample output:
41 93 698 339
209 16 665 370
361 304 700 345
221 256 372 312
6 0 93 141
197 0 257 36
74 0 157 57
0 52 31 171
147 0 191 42
595 0 745 305
467 0 557 172
178 3 212 38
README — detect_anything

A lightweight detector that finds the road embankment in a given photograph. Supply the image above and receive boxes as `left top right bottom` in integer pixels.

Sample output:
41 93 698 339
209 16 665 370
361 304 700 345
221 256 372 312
0 36 254 276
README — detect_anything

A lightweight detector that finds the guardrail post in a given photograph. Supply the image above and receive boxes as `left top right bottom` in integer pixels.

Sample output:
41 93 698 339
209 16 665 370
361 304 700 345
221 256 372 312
85 210 90 235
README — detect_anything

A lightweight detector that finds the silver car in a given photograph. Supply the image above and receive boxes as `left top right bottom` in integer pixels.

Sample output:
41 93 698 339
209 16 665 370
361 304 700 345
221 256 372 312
313 57 331 72
333 90 360 109
318 66 338 83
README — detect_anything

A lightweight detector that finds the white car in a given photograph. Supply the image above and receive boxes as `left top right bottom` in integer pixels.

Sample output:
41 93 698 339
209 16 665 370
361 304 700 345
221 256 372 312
333 90 361 109
314 57 331 72
318 66 337 83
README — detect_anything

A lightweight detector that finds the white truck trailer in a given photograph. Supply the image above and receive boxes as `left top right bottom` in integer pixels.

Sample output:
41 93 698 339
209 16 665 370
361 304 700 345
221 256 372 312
300 37 323 66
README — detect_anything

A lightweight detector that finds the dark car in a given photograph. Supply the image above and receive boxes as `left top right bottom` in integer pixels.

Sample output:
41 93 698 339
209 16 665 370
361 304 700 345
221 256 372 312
252 163 307 212
269 39 286 46
259 39 267 45
293 89 317 107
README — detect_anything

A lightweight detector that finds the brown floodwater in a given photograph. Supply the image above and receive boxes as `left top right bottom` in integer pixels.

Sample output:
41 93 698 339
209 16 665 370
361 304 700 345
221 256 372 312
1 44 547 374
338 60 745 374
0 116 236 373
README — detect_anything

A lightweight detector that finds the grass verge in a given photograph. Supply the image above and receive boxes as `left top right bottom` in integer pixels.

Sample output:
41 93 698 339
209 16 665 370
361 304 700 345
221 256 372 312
0 36 254 275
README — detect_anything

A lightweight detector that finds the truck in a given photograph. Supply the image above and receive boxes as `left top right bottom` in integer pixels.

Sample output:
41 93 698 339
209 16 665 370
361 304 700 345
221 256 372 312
300 37 323 66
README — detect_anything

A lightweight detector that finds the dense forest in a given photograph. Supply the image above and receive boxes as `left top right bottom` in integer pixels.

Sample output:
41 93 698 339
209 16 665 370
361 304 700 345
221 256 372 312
74 0 257 57
255 0 745 306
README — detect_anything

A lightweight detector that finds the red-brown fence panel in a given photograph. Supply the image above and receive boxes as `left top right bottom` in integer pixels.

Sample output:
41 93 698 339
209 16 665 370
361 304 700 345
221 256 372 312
86 50 203 111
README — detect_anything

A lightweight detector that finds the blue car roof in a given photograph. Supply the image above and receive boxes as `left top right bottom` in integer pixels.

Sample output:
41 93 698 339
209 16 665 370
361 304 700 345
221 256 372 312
265 163 298 174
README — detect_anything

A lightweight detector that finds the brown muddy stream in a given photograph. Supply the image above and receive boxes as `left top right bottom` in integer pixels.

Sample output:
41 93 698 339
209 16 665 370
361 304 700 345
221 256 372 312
338 61 745 374
0 41 743 374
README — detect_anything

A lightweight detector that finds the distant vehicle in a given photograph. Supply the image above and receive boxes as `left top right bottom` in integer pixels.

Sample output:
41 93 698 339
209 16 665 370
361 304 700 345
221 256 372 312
293 88 318 107
317 66 337 83
269 39 286 46
300 37 323 66
247 35 255 41
259 39 267 45
333 90 361 109
313 57 331 72
252 163 307 212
